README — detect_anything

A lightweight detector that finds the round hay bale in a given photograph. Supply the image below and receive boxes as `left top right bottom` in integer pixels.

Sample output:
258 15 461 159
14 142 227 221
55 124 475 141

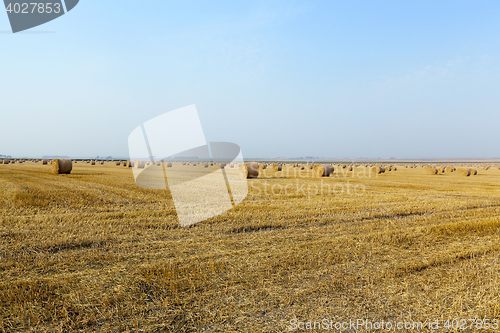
135 160 145 169
313 164 334 177
91 160 95 165
115 161 121 166
445 166 454 173
240 162 259 179
52 159 72 175
469 168 477 175
273 164 282 171
457 168 471 176
371 166 384 174
2 159 11 165
426 166 438 175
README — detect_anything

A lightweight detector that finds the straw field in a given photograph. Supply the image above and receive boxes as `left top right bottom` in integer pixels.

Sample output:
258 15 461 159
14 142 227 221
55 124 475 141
1 161 500 332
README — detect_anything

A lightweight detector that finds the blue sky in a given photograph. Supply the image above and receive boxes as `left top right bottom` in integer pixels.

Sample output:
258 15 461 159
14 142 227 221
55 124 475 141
1 1 499 159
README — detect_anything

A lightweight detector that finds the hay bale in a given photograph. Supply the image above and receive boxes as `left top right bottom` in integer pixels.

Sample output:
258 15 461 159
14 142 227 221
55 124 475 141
240 162 259 179
313 164 334 177
445 166 454 173
426 166 438 175
135 160 146 169
371 166 384 174
52 159 72 175
91 160 95 165
2 159 11 165
273 164 282 171
115 161 121 166
457 168 471 176
469 168 477 175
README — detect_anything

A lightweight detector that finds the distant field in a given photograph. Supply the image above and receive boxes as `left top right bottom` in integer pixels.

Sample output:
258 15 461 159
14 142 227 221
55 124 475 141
1 162 500 332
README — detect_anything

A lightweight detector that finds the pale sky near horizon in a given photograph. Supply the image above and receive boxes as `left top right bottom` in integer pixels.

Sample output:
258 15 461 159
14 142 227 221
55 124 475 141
1 1 500 159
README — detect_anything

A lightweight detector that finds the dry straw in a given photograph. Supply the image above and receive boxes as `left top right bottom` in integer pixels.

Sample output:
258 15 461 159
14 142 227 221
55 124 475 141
469 168 477 175
313 164 334 177
52 159 72 175
135 160 146 169
457 168 471 176
371 166 385 174
240 162 259 179
426 166 438 175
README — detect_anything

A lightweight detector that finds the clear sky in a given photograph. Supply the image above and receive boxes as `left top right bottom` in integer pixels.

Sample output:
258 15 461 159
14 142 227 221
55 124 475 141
1 1 499 159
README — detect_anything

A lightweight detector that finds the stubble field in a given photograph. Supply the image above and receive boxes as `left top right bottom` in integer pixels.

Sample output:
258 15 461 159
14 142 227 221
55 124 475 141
1 162 500 332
